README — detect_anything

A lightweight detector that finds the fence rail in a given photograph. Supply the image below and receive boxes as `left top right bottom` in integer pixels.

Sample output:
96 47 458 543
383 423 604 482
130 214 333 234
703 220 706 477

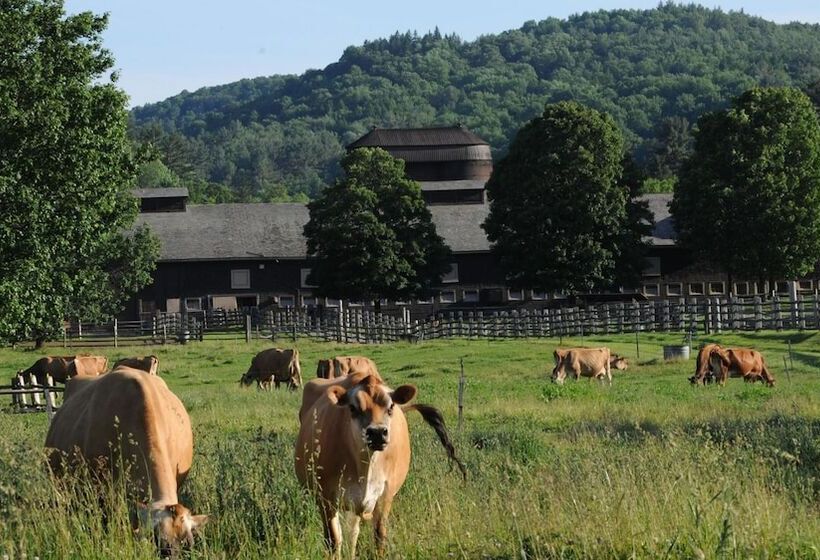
55 294 820 346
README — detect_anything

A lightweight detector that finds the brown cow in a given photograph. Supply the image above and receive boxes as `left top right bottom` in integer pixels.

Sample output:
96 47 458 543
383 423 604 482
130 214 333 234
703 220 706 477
295 372 465 557
709 347 775 387
45 367 207 554
690 343 722 385
552 347 612 385
240 348 302 390
316 355 381 379
113 355 160 376
18 355 108 384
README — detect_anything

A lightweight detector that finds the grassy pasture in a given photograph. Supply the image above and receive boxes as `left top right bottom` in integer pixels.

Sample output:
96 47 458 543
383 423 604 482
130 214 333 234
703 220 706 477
0 331 818 559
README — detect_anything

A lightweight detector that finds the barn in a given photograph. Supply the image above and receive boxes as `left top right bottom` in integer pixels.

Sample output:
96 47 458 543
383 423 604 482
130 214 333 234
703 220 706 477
125 125 815 322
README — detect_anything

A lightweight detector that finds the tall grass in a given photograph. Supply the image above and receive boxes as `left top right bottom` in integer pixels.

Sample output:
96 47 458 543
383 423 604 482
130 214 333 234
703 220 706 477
0 332 818 558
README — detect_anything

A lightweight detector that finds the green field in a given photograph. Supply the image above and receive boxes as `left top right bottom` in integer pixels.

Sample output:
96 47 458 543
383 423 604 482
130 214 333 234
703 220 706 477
0 332 818 559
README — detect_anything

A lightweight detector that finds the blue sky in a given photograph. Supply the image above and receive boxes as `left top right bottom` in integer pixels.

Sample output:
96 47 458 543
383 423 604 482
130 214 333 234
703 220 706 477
63 1 820 108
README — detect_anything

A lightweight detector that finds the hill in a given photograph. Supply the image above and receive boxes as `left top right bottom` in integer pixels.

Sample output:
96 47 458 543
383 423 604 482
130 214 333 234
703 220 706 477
129 4 820 202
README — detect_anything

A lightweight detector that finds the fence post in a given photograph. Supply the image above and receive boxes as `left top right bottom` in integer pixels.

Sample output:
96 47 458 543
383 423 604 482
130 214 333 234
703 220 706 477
245 314 252 343
44 375 55 421
29 374 41 407
457 358 465 431
113 318 118 348
63 325 67 348
17 374 27 407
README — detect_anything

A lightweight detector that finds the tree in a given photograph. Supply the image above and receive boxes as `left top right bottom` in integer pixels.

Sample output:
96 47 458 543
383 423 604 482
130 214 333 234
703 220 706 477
671 87 820 284
482 101 649 293
0 1 158 346
303 148 450 310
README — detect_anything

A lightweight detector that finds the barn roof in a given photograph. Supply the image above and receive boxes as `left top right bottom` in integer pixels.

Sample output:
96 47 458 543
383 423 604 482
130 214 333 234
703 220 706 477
637 193 676 246
347 126 490 150
132 187 189 199
136 201 491 261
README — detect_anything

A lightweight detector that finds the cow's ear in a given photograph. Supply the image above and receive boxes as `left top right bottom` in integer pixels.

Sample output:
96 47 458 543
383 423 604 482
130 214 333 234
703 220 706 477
189 514 209 531
328 385 349 405
391 384 417 405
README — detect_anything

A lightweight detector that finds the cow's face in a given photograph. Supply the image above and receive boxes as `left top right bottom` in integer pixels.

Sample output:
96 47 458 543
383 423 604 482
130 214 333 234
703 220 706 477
551 363 566 385
238 371 255 387
709 349 729 377
330 379 417 452
289 359 303 389
137 503 208 557
610 355 629 371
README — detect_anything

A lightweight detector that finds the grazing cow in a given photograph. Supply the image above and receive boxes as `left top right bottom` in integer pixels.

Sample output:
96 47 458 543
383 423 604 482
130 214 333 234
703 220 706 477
45 367 207 554
709 347 775 387
610 354 629 371
295 372 465 557
18 355 108 384
113 355 160 376
316 356 381 379
552 347 612 385
240 348 302 390
690 343 722 385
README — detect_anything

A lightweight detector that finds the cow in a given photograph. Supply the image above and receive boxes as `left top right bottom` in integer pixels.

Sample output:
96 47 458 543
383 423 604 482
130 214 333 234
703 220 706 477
240 348 302 390
689 343 722 385
709 347 775 387
295 371 466 557
316 355 381 380
113 355 160 376
17 355 108 384
610 354 629 371
552 347 612 385
45 367 207 554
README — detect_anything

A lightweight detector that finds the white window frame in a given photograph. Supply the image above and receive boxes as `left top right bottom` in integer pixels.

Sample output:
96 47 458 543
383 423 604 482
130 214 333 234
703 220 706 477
441 263 459 284
531 290 546 300
775 281 790 295
689 282 705 296
798 280 813 292
325 298 342 308
507 289 524 301
300 268 317 288
552 292 568 300
231 269 251 289
708 281 726 295
348 300 364 307
184 297 202 311
416 297 434 304
665 283 682 297
439 290 456 303
278 295 295 308
463 289 479 303
642 284 660 297
733 282 749 296
302 296 318 307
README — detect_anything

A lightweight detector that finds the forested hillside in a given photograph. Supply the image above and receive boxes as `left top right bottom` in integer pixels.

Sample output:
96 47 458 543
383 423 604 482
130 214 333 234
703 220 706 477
129 4 820 202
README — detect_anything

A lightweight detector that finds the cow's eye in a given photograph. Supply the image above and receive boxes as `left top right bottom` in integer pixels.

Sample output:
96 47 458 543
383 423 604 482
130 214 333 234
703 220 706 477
349 405 359 416
387 403 395 416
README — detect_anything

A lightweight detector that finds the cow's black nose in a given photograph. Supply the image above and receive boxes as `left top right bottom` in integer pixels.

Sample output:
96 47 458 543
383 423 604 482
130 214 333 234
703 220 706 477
366 426 388 446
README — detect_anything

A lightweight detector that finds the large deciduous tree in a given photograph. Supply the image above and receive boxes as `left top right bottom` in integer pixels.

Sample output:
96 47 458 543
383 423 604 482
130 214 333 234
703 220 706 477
303 148 450 309
482 101 649 294
0 1 158 346
670 87 820 283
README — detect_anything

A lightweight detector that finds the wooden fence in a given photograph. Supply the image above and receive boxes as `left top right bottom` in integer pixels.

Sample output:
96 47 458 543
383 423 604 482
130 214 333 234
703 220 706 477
1 373 63 419
55 293 820 346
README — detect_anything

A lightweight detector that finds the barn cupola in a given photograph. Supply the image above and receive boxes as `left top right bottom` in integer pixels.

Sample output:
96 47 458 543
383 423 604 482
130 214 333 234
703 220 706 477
346 125 493 205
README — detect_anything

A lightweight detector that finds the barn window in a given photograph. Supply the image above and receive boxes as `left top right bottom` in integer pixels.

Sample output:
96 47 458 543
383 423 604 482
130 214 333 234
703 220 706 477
463 289 479 303
642 284 660 297
278 295 295 308
734 282 749 296
531 290 546 300
210 296 238 310
798 280 813 292
166 298 181 313
665 283 682 297
708 282 725 295
416 297 434 304
302 296 317 307
775 281 790 295
441 263 459 284
301 268 317 288
348 300 364 307
439 290 456 303
139 300 156 314
231 269 250 289
553 292 568 300
689 282 704 296
507 289 524 301
642 257 661 277
184 297 202 311
325 298 341 308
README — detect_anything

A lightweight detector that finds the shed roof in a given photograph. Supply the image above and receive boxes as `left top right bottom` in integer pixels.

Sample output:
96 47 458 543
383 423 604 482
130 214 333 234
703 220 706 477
637 193 676 246
132 187 189 199
419 179 487 192
347 126 489 149
136 201 491 261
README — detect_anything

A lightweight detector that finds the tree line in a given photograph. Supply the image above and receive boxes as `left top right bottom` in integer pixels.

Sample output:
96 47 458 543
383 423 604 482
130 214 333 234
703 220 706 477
129 4 820 202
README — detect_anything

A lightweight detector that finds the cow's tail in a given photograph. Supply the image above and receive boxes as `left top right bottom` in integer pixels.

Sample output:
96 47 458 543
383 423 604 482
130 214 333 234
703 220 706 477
404 403 467 481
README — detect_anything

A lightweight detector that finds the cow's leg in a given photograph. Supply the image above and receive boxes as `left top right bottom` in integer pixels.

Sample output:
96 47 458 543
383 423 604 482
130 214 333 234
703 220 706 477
321 505 343 558
343 512 362 560
373 496 394 556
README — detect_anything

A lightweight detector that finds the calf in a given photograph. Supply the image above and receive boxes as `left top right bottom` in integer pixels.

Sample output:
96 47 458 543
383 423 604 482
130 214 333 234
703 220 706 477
240 348 302 390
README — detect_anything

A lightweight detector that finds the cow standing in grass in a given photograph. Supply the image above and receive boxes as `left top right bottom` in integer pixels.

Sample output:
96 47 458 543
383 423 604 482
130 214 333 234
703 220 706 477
18 355 108 384
45 367 208 555
113 355 160 375
709 347 775 386
240 348 302 390
552 347 612 385
295 371 465 557
316 355 381 380
690 343 722 385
